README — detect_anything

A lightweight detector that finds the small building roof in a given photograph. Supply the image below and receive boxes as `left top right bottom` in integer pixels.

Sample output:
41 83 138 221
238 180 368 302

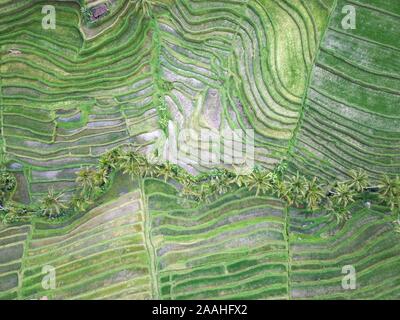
91 4 108 20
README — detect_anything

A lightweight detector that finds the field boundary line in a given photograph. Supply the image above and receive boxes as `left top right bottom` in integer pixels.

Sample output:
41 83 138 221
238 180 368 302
140 178 159 299
286 0 339 164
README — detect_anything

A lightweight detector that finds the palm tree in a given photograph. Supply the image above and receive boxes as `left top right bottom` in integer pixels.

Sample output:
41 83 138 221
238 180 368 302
132 0 153 18
94 168 109 188
0 171 16 204
118 151 144 179
0 171 16 192
196 183 212 204
175 166 193 185
41 188 67 218
247 169 273 196
180 180 195 198
348 168 369 192
386 193 400 213
140 157 160 178
71 194 92 212
1 202 19 224
304 177 325 211
332 182 356 209
76 167 97 194
275 179 290 203
99 148 123 171
208 169 234 196
326 200 351 225
230 169 251 188
286 172 307 207
177 169 197 198
378 175 400 214
157 161 176 182
379 175 400 197
379 174 394 197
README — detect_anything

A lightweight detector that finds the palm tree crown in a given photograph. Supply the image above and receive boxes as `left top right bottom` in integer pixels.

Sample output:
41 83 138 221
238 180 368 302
76 167 97 194
140 156 160 178
41 188 67 217
247 168 273 196
94 168 109 188
379 175 400 212
99 148 123 171
304 177 325 211
118 150 145 179
332 182 356 209
209 169 234 196
158 161 177 182
348 168 369 192
286 172 307 207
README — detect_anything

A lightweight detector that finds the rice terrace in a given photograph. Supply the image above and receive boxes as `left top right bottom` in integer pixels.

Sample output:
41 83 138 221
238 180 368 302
0 0 399 301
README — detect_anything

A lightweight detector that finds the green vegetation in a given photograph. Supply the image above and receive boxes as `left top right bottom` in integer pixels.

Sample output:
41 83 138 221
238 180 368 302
40 188 67 218
0 0 399 300
19 191 152 300
2 147 399 232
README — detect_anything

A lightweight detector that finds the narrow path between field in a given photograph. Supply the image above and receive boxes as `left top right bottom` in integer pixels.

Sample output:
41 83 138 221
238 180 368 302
140 178 159 299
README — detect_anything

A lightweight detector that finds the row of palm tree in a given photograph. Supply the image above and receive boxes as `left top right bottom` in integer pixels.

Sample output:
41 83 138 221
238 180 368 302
1 147 399 227
48 147 400 223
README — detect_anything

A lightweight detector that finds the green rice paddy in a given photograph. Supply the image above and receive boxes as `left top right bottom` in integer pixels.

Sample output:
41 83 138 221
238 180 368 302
0 0 399 300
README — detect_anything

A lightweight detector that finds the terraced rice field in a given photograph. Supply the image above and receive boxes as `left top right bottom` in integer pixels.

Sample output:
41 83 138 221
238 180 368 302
148 180 400 300
290 204 400 299
0 0 399 300
14 191 154 300
288 0 400 180
1 179 398 299
0 224 30 299
0 0 337 199
146 181 289 299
